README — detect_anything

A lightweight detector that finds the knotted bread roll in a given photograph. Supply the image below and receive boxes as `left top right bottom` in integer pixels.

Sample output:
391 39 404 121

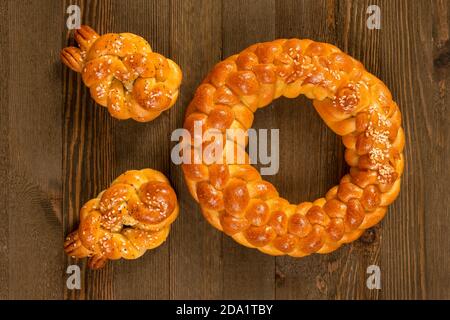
65 169 179 269
61 25 182 122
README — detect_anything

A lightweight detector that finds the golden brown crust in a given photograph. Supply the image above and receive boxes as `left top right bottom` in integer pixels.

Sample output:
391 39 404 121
61 25 182 122
64 169 179 269
183 39 405 257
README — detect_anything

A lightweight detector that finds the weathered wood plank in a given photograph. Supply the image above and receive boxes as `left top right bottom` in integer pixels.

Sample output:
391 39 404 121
6 0 64 299
427 0 450 300
63 0 117 300
220 0 277 300
274 0 356 300
373 0 430 300
0 0 10 300
108 0 172 300
274 0 430 300
169 0 224 299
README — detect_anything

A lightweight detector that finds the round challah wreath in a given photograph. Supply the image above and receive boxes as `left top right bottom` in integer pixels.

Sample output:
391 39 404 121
61 25 182 122
182 39 405 256
65 169 179 269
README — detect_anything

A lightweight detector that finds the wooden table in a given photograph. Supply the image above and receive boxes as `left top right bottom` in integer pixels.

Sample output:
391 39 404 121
1 0 448 300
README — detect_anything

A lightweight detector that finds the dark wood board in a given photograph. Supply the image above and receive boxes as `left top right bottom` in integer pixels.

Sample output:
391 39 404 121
0 0 448 300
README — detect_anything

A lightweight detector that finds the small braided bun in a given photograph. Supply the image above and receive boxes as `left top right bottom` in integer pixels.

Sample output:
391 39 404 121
61 25 182 122
183 39 405 257
65 169 179 269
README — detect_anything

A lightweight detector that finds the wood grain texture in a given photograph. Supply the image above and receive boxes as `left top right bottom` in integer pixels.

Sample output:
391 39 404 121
428 0 450 300
0 0 448 299
274 0 353 300
0 0 10 300
374 0 429 300
169 0 224 299
220 0 277 300
2 0 65 299
108 0 173 301
63 0 117 300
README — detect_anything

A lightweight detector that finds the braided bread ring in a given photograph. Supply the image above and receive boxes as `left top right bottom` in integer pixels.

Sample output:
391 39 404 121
183 39 405 257
65 169 179 269
61 25 182 122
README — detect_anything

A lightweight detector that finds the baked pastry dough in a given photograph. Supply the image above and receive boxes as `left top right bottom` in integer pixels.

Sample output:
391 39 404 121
61 25 182 122
65 169 179 269
183 39 405 256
